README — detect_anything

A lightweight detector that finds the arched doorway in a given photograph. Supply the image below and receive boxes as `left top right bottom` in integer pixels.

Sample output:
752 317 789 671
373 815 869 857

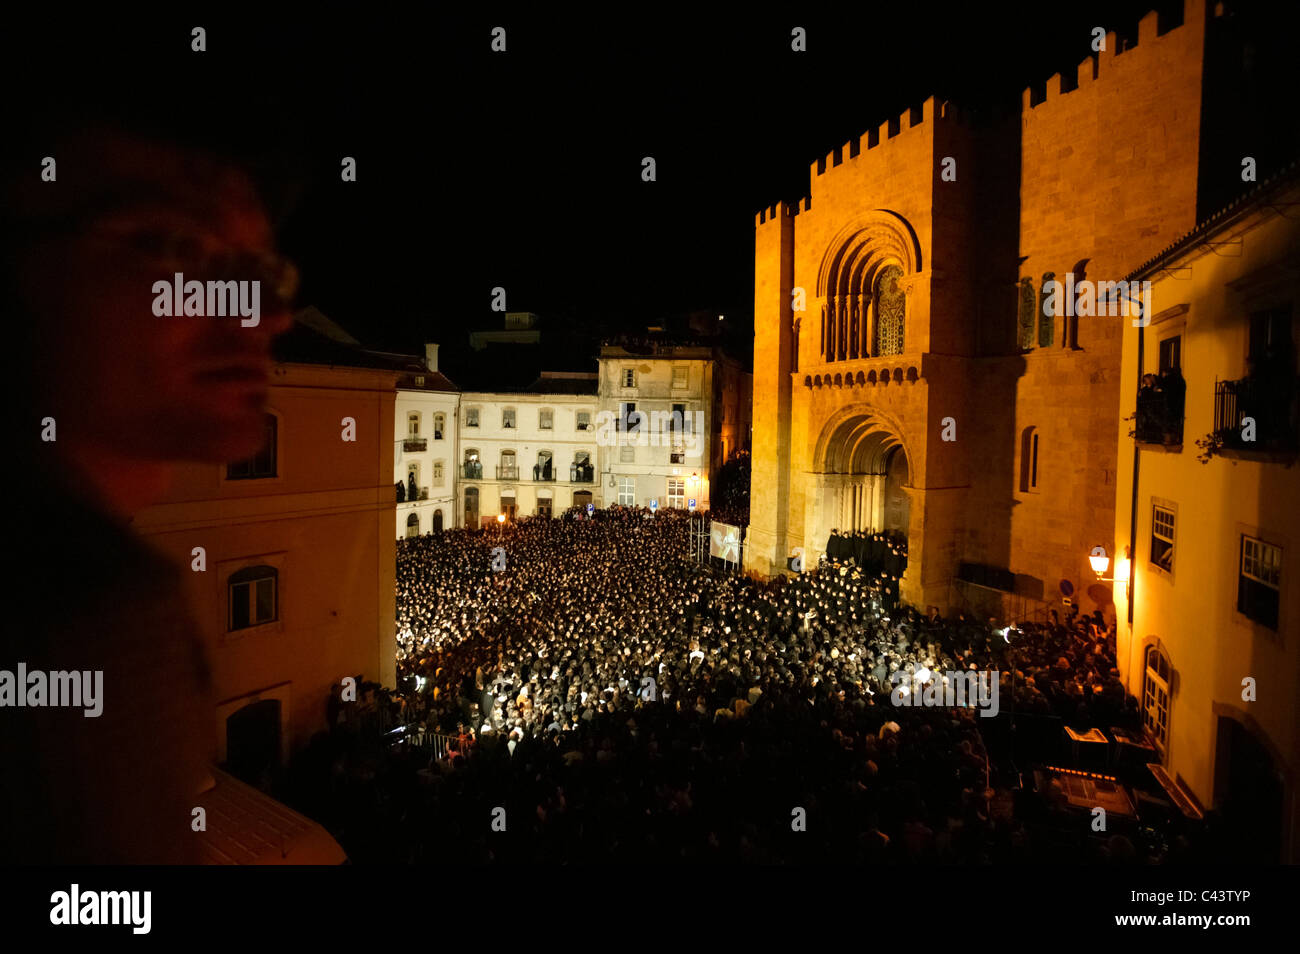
882 444 909 535
464 487 479 527
226 698 281 791
405 512 419 538
433 509 444 532
573 489 593 511
812 411 911 540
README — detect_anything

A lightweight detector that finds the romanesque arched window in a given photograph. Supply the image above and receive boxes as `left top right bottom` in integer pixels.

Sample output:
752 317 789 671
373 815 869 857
873 265 905 356
1017 278 1036 351
1038 272 1056 349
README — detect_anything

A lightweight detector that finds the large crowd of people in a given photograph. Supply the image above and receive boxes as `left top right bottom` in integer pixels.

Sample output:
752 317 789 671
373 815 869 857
282 507 1217 863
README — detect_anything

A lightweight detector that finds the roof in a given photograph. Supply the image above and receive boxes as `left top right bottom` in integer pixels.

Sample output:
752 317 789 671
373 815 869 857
194 768 347 864
1128 160 1300 281
274 307 413 371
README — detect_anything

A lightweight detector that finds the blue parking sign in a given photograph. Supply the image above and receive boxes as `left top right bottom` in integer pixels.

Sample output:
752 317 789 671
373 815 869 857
688 498 696 511
649 498 658 512
586 503 594 515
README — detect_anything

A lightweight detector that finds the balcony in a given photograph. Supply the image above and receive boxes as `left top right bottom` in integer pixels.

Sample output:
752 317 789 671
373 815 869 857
531 464 556 482
396 485 429 503
402 438 427 453
669 451 686 464
462 461 483 479
496 465 519 480
1214 374 1298 452
570 464 595 483
1133 380 1184 446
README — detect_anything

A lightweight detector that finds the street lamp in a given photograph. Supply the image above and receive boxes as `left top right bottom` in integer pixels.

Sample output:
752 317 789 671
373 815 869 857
1089 545 1130 594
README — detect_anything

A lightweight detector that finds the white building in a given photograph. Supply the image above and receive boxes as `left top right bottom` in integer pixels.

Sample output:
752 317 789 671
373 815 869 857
458 372 600 525
597 339 751 512
390 344 460 538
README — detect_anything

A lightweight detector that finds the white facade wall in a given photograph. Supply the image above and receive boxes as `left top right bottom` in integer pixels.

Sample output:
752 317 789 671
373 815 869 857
457 390 600 524
597 352 714 511
394 387 459 538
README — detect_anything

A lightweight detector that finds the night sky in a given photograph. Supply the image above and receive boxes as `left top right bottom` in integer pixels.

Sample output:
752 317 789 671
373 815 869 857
8 1 1284 375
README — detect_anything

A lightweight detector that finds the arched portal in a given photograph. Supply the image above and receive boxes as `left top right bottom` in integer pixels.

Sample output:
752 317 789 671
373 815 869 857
810 409 913 547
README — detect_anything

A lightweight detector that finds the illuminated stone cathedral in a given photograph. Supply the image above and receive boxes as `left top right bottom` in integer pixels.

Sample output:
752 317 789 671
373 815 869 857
745 0 1219 619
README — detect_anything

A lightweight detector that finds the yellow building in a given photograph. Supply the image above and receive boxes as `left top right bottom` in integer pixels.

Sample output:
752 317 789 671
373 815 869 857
1112 169 1299 862
132 313 399 787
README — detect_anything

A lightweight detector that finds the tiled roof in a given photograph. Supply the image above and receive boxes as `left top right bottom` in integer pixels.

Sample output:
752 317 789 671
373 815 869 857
1128 160 1300 281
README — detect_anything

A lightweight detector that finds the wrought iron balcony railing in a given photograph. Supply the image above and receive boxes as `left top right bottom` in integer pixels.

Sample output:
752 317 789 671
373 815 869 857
1214 374 1298 451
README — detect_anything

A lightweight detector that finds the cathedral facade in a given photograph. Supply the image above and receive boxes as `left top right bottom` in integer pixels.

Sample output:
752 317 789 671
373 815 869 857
745 0 1209 617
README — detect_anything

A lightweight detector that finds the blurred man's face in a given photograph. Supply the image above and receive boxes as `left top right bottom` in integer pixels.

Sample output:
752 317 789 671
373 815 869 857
23 133 295 463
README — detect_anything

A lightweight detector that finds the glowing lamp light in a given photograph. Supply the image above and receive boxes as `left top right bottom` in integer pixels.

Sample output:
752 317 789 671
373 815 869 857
497 514 506 524
1114 550 1131 584
1088 546 1110 577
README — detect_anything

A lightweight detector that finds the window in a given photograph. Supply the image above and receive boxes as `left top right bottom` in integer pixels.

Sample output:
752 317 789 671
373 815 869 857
672 366 688 389
499 451 517 479
1248 305 1294 370
227 414 277 480
466 407 479 428
873 264 905 356
463 450 482 479
433 461 444 486
1159 335 1181 375
407 412 420 437
621 368 636 388
1150 503 1176 574
1038 272 1055 349
433 413 445 440
534 451 553 481
539 408 553 430
618 477 635 506
791 319 801 374
1142 645 1171 753
414 375 425 387
576 410 592 431
1019 426 1039 492
667 477 685 508
619 401 638 433
228 564 277 632
464 487 479 525
1239 536 1281 629
1016 277 1036 351
502 408 516 429
405 513 420 538
671 403 689 434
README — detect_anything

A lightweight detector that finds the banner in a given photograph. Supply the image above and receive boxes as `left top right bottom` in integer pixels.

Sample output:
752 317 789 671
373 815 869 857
709 521 741 563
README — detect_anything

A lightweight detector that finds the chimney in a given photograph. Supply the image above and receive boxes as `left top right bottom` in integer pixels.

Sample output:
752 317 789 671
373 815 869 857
424 343 439 372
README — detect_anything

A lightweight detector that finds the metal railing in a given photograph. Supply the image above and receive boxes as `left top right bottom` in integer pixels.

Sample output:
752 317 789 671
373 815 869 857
1214 374 1298 451
496 465 519 480
570 465 595 483
462 462 484 479
1134 388 1184 444
402 438 427 453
